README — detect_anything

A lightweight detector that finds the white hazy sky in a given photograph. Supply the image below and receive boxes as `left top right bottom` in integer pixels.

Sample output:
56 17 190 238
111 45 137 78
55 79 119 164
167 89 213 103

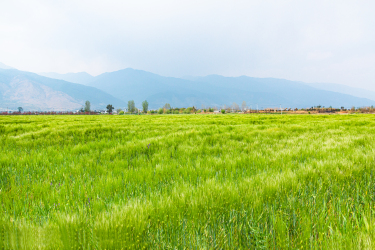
1 0 374 90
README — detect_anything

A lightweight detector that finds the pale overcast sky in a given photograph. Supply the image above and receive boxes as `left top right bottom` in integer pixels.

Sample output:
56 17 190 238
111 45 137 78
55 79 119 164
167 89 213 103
0 0 374 90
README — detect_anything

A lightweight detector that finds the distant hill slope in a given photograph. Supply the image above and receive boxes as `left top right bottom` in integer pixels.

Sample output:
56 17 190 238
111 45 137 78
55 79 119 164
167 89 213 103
303 82 375 102
0 62 15 70
86 68 374 109
186 75 375 108
39 72 95 85
88 68 223 109
0 69 125 111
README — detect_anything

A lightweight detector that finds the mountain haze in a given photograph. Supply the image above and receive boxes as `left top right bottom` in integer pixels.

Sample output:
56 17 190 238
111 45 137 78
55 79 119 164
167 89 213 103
2 66 374 111
88 68 223 109
39 72 95 85
303 82 375 102
0 69 125 111
187 75 375 108
86 69 375 109
0 62 15 70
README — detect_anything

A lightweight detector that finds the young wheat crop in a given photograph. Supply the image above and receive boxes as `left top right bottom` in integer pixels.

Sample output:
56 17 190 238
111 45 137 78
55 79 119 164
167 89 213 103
0 114 374 249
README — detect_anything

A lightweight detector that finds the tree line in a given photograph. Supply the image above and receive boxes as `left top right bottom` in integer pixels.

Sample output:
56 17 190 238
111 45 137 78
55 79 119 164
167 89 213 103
98 100 250 114
12 99 363 115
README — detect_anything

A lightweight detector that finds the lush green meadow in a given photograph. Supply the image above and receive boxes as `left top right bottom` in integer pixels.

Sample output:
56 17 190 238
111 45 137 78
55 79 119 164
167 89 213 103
0 114 375 249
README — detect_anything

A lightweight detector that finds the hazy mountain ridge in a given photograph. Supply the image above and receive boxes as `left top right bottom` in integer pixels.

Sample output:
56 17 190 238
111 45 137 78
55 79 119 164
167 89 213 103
42 69 375 104
1 65 374 110
303 82 375 102
85 69 375 109
39 72 95 85
89 69 224 108
0 69 125 111
186 75 375 108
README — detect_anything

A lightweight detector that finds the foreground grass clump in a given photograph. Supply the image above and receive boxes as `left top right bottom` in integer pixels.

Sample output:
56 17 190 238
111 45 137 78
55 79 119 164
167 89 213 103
0 114 375 249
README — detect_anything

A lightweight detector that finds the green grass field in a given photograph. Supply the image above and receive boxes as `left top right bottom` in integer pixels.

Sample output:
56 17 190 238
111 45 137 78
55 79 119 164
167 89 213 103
1 114 375 249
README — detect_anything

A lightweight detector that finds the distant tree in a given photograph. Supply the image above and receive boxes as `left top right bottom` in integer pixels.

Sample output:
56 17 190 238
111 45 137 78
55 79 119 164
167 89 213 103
184 107 193 114
241 101 246 111
163 103 171 110
106 104 114 114
80 107 84 112
17 107 23 112
116 108 122 114
128 100 135 113
158 108 163 114
221 109 225 114
118 110 124 115
84 100 91 112
232 102 240 111
142 100 149 113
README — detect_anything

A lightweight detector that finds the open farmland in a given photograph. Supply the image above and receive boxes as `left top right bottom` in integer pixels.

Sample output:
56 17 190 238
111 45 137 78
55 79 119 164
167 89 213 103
1 114 375 249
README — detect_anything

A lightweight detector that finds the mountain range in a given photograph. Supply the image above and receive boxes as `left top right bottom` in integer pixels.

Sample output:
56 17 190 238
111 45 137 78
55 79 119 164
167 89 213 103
303 82 375 103
0 68 125 111
39 72 95 85
0 62 374 111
